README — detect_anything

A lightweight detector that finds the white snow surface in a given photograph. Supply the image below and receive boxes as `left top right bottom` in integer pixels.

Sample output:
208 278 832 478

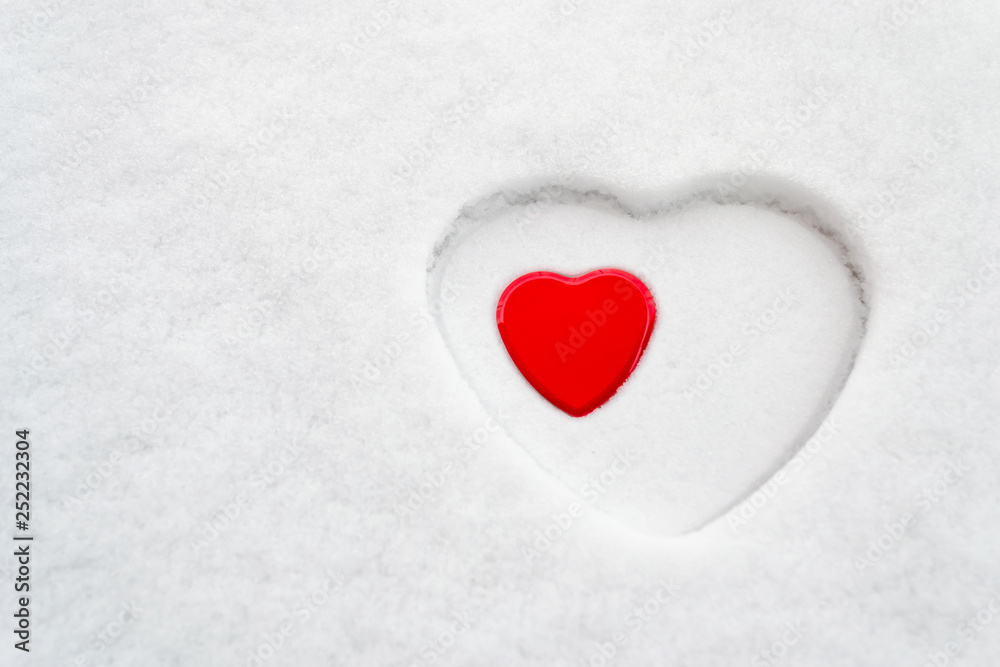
1 1 999 666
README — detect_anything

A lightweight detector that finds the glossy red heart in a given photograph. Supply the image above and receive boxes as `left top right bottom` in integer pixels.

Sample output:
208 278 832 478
496 269 656 417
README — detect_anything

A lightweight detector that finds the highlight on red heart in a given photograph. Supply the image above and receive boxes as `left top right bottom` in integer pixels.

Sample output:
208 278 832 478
495 269 656 417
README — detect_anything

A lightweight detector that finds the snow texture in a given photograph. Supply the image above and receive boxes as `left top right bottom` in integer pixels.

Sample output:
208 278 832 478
1 1 999 666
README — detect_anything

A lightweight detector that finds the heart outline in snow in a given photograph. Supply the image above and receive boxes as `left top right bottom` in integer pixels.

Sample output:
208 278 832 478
426 174 871 536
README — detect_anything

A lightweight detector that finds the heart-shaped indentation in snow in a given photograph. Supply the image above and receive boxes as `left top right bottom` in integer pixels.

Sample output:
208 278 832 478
428 178 869 536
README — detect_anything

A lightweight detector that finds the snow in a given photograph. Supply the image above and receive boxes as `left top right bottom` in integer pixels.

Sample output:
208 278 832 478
1 1 999 665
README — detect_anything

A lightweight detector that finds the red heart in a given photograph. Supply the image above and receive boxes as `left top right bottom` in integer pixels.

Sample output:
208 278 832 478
496 269 656 417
